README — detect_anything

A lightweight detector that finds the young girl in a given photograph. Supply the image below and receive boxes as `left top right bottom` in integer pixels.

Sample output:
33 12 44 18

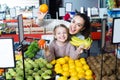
43 24 84 62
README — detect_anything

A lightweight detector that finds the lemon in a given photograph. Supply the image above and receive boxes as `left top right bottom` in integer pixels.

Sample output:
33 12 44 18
57 76 67 80
80 59 86 65
85 69 93 76
57 58 66 64
83 64 90 71
85 75 94 80
64 56 69 61
70 70 77 77
69 68 76 73
68 58 74 64
55 63 61 68
69 65 75 69
62 66 69 71
50 59 56 65
78 73 85 79
80 58 85 61
55 67 63 74
75 61 83 67
76 67 84 73
69 76 79 80
62 71 70 77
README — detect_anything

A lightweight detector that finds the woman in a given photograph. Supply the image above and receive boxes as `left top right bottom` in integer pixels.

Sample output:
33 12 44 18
37 11 90 39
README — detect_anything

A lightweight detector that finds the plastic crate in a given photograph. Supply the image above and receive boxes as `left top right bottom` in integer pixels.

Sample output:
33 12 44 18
91 32 101 40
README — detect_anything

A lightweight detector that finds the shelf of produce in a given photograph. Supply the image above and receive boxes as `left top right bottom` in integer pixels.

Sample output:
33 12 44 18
0 34 42 42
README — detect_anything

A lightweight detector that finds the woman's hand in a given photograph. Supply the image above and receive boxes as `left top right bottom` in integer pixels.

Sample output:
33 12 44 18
84 45 91 50
37 11 48 20
76 45 84 54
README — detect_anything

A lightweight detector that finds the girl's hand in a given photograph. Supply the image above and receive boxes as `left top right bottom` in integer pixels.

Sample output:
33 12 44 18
37 11 48 20
40 44 50 56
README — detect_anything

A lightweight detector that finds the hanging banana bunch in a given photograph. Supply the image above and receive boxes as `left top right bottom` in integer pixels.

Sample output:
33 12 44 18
107 0 117 10
70 36 93 49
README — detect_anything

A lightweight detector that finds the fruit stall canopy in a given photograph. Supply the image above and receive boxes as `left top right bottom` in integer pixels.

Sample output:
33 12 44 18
0 38 15 68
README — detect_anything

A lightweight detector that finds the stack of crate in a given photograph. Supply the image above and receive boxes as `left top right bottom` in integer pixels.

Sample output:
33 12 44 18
16 19 45 34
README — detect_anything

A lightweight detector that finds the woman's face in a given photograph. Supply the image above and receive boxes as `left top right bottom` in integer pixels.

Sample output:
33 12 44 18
69 15 85 35
54 27 68 43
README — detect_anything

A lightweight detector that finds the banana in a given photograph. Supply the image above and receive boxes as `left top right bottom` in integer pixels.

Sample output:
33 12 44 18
70 41 80 47
70 40 84 47
71 36 84 43
70 36 93 48
70 36 84 47
84 37 93 49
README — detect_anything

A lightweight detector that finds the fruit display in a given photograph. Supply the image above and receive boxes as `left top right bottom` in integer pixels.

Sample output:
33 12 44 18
86 53 120 80
5 58 53 80
50 56 94 80
70 36 93 49
39 4 48 13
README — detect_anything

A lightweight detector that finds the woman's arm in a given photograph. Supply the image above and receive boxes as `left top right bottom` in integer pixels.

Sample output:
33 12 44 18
36 11 48 26
69 44 84 59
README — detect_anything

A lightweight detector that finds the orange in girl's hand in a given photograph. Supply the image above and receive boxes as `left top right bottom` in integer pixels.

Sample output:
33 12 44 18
38 39 46 47
39 4 48 13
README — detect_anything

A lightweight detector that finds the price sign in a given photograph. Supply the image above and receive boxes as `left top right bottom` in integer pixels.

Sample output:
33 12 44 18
0 38 15 68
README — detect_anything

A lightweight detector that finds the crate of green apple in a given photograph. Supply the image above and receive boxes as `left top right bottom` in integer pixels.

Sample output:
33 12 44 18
4 58 55 80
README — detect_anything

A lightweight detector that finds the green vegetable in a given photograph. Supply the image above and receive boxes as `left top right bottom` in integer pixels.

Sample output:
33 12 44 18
24 40 40 58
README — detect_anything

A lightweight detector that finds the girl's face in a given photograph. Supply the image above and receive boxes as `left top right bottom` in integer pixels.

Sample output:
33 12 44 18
54 27 68 43
69 15 85 35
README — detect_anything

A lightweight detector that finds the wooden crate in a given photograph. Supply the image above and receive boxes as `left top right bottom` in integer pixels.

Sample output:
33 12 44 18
30 27 45 34
16 27 31 34
23 19 32 27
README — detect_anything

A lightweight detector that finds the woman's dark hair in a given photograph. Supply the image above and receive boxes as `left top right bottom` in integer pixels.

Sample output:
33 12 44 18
75 12 91 38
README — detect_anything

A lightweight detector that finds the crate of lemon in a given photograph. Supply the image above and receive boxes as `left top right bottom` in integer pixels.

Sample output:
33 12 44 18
50 56 94 80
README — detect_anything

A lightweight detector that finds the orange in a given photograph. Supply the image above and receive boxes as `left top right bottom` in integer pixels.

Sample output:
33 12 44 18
38 39 46 47
39 4 48 13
